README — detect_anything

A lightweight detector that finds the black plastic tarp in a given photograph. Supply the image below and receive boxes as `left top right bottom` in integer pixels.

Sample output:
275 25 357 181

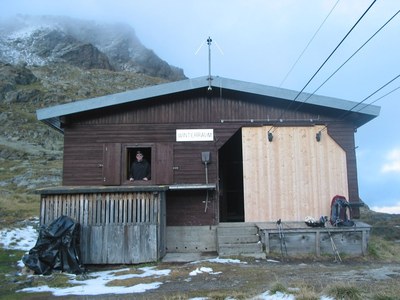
23 215 85 275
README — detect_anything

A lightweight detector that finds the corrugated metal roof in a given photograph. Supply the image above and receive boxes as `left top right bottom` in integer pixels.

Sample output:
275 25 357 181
36 75 380 131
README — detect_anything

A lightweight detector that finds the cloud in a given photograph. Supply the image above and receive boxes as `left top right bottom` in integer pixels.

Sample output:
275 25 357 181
371 202 400 214
381 148 400 173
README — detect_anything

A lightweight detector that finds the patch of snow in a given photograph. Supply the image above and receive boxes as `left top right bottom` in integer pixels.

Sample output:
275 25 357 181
0 25 51 66
0 225 38 251
7 25 43 39
18 266 171 296
252 291 295 300
252 291 334 300
200 257 247 264
19 282 163 296
189 267 221 276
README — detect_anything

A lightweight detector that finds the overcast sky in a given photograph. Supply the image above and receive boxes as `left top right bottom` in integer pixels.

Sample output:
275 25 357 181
2 0 400 213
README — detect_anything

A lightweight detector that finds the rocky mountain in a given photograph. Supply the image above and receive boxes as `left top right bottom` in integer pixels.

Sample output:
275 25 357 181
0 15 186 80
0 15 185 206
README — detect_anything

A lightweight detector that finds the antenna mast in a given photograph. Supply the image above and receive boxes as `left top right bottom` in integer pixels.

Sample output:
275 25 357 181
207 36 212 91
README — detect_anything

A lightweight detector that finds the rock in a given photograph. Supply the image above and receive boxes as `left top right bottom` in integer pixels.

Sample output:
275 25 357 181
0 63 38 100
59 43 113 70
5 88 42 103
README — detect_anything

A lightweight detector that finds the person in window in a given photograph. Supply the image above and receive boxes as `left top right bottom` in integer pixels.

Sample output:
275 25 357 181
129 151 151 181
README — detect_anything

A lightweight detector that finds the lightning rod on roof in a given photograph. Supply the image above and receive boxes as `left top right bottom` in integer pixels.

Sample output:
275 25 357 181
207 36 212 91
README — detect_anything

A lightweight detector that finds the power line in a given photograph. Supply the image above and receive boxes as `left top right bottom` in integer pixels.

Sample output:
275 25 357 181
291 0 376 103
279 0 341 87
317 74 400 134
356 85 400 111
339 73 400 119
295 7 400 111
269 0 377 133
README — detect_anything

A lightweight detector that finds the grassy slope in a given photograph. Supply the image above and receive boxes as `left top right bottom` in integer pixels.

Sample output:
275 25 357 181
0 64 166 227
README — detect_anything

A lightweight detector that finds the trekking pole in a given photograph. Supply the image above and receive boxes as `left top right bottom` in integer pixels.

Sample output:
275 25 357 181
277 219 284 259
276 219 283 260
327 229 342 263
276 219 288 260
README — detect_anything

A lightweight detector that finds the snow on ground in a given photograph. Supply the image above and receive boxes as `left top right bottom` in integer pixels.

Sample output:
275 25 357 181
1 223 333 299
0 223 38 251
18 267 170 296
204 257 246 264
189 266 222 276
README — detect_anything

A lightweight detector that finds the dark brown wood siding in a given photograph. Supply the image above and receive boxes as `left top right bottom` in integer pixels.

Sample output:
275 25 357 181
63 97 355 177
166 190 217 226
62 92 361 221
62 122 240 186
327 122 360 217
66 92 322 125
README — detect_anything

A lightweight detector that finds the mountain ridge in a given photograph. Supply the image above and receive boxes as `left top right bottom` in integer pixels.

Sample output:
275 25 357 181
0 15 186 80
0 16 184 207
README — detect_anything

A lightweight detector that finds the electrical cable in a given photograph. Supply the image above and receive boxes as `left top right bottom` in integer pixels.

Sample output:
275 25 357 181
269 0 377 134
339 73 400 119
279 0 341 87
355 85 400 112
295 8 400 111
317 73 400 134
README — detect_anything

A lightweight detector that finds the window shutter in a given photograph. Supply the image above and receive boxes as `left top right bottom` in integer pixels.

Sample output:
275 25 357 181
155 143 173 184
102 143 121 185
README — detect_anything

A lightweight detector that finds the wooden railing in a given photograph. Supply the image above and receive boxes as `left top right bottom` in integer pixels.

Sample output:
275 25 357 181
40 192 160 226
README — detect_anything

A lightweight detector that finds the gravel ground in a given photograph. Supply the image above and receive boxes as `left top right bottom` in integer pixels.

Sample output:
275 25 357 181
65 257 400 300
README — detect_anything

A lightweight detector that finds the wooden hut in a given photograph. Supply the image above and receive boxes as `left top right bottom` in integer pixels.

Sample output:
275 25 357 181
36 76 379 262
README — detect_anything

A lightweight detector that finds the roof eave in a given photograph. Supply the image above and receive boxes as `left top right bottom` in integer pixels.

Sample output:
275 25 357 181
36 77 210 122
36 75 381 131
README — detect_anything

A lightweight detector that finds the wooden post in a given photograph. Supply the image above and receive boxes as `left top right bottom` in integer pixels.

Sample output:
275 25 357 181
315 231 321 257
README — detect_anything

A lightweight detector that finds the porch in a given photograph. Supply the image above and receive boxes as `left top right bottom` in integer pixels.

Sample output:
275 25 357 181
37 186 371 264
216 221 370 258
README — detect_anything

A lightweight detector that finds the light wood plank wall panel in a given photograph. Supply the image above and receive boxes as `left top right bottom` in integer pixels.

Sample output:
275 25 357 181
242 125 348 222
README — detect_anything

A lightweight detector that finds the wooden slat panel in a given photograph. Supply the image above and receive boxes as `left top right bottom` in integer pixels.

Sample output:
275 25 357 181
106 225 124 263
158 193 166 257
85 194 90 224
38 190 163 263
81 225 161 264
142 197 146 222
127 194 132 223
83 194 89 225
130 225 141 263
80 225 90 263
132 194 137 223
142 224 158 261
242 126 349 222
